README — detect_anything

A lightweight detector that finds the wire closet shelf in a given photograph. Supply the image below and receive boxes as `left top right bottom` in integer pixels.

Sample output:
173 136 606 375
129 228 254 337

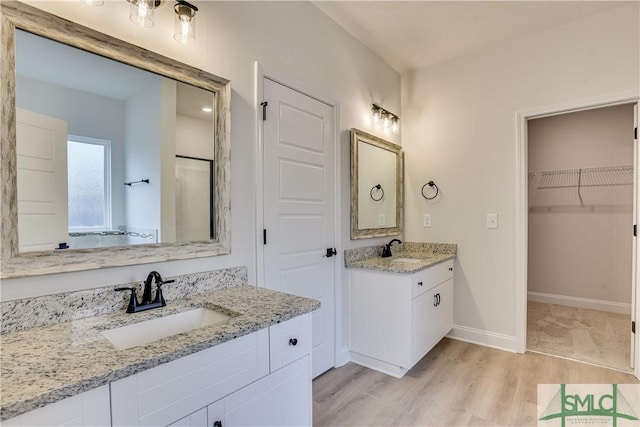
529 165 633 211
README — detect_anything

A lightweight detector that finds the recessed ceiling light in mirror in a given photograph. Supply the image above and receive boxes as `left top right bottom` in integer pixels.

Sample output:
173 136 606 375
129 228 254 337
202 107 213 113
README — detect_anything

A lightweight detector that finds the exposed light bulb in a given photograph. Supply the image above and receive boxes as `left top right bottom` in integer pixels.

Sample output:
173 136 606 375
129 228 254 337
382 111 390 129
129 0 155 28
391 116 399 134
178 18 190 43
371 105 381 124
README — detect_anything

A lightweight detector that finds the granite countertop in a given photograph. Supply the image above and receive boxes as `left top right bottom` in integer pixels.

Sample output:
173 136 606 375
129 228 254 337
346 252 455 274
0 285 319 421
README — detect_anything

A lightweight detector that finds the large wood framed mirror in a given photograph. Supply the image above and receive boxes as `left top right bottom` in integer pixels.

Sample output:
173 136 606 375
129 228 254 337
350 128 403 239
0 1 231 278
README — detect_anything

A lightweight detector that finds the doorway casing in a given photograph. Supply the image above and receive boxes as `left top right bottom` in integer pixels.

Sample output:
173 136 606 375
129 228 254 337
515 90 640 378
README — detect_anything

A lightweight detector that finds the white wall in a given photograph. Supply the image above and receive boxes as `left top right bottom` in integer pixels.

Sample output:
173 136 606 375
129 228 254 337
160 78 177 243
528 104 634 307
175 114 213 160
124 78 163 234
402 3 639 349
2 1 401 366
15 76 126 230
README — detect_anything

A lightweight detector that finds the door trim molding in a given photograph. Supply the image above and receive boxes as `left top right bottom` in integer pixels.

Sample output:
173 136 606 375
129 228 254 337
515 90 640 378
254 61 341 368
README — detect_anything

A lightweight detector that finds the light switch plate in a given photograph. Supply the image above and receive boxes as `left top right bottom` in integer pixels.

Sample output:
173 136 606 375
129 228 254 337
487 213 498 229
423 214 431 228
378 214 386 226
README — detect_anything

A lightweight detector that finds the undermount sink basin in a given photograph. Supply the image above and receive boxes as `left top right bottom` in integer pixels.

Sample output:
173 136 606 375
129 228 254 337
101 307 232 350
392 257 424 263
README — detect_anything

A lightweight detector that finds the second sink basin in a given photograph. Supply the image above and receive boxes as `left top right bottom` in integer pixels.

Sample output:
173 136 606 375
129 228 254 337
101 307 232 350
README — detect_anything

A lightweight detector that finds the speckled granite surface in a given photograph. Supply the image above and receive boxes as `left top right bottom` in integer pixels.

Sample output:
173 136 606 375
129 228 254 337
0 285 319 421
345 242 456 274
1 267 247 334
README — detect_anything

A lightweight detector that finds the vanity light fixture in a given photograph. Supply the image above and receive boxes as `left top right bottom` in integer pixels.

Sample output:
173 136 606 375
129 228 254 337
174 0 198 44
127 0 161 27
85 0 199 44
371 104 399 134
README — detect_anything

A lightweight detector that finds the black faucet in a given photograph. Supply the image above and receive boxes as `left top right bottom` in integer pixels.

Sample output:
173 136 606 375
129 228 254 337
381 239 402 258
115 271 175 313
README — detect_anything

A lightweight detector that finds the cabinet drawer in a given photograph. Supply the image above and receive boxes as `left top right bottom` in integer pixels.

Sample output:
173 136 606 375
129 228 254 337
269 314 311 372
411 259 454 298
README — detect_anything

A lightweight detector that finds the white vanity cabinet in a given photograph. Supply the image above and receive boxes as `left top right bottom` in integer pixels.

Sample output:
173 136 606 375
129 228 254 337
349 259 454 378
2 385 110 427
112 313 311 427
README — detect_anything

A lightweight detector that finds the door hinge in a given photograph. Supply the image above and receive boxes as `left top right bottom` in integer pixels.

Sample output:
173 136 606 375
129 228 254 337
634 224 637 237
263 229 267 245
260 101 268 121
633 321 636 334
635 127 637 140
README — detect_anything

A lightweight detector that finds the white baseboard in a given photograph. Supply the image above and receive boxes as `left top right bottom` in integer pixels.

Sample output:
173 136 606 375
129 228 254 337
528 291 631 315
447 325 518 353
349 352 408 378
334 348 350 368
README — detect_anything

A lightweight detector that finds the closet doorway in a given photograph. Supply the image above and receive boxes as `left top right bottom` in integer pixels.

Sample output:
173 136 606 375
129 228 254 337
527 103 637 372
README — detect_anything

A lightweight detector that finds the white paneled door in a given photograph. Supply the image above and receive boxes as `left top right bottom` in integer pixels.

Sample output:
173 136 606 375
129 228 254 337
16 108 69 252
262 77 336 378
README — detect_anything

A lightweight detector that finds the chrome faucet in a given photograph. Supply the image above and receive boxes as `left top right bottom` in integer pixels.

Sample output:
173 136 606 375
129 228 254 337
115 271 175 313
381 239 402 258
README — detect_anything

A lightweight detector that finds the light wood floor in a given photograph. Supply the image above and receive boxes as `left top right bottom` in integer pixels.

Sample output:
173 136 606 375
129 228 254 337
313 338 638 426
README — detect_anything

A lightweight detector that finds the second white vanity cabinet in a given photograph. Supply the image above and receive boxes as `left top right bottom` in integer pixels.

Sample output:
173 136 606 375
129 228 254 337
349 259 454 378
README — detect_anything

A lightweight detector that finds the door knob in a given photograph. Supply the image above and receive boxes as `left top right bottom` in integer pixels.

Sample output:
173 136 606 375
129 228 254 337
325 248 337 257
289 338 298 346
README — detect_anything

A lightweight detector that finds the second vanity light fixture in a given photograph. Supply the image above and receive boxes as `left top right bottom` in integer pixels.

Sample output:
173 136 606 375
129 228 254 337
371 104 400 135
86 0 198 44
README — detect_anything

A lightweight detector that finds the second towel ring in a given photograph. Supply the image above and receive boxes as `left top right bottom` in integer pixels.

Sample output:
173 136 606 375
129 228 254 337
421 181 439 200
370 184 384 201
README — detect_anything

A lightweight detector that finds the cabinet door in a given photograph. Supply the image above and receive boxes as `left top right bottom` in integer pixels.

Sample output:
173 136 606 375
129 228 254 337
3 385 110 427
168 407 207 427
412 278 454 364
434 278 454 338
223 356 311 427
412 288 440 362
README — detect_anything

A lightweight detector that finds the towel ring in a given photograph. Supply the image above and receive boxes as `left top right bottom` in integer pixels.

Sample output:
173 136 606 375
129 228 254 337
370 184 384 201
421 181 439 200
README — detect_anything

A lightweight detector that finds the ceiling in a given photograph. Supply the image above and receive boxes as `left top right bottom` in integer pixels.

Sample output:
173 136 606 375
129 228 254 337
313 1 629 73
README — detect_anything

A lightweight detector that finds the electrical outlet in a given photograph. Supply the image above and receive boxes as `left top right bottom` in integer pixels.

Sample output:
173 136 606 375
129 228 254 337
487 213 498 229
423 214 431 228
378 214 386 226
